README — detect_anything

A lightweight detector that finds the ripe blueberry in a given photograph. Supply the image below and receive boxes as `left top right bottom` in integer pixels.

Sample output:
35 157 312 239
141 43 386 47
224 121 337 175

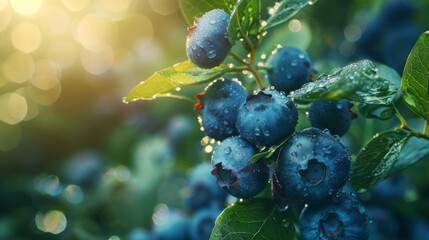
186 163 227 210
371 174 407 203
267 46 316 94
211 136 269 198
196 78 247 141
189 208 221 240
273 128 351 207
236 90 298 147
186 9 232 69
367 206 400 240
126 228 152 240
299 194 370 240
308 100 356 136
153 210 189 240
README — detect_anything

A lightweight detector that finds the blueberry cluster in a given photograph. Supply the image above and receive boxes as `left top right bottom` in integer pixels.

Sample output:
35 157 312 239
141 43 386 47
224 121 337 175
186 8 368 239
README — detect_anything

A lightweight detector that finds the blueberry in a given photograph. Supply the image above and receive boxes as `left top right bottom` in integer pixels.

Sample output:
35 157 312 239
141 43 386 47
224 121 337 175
371 174 407 203
273 128 351 207
186 9 232 69
189 208 221 240
211 136 269 198
126 228 152 240
308 100 356 136
153 210 189 240
236 90 298 147
186 163 227 210
410 219 429 240
299 194 370 240
381 0 413 27
62 150 104 187
367 207 400 240
267 47 316 94
196 78 247 141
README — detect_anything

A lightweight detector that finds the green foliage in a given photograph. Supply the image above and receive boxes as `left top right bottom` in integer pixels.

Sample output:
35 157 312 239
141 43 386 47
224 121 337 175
357 63 402 120
210 198 295 240
179 0 237 26
402 31 429 120
392 136 429 175
250 137 289 163
124 61 229 103
290 60 399 105
350 130 412 193
264 0 316 30
228 0 261 44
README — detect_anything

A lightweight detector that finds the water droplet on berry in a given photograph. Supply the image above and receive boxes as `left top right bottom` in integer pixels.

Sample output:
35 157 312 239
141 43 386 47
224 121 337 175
223 120 228 126
208 50 217 59
290 151 298 158
291 60 298 67
297 143 302 148
224 108 229 114
264 130 270 137
287 73 292 79
224 146 232 155
298 53 305 59
336 102 343 109
255 128 261 136
209 20 216 24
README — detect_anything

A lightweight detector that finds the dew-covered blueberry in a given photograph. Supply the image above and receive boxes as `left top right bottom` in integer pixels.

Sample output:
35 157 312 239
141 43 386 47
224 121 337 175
273 128 351 207
308 100 357 136
189 208 221 240
186 9 232 69
267 46 316 94
196 78 247 141
211 136 269 198
186 163 227 210
236 90 298 147
299 194 370 240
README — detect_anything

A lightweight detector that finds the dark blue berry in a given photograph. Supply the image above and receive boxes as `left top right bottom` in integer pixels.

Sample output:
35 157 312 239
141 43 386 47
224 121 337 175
371 175 407 203
62 150 104 187
211 136 269 198
273 128 351 207
186 163 227 210
153 211 189 240
186 9 231 69
299 194 370 240
189 208 221 240
196 78 247 141
236 90 298 147
367 206 400 240
410 219 429 240
126 228 152 240
267 47 316 93
308 100 356 136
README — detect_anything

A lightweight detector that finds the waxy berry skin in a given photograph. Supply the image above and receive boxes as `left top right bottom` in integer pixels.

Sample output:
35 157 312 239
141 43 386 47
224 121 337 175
308 100 356 136
196 78 247 141
299 194 370 240
236 90 298 147
267 46 316 94
211 136 269 199
186 9 231 69
189 208 221 240
273 128 351 208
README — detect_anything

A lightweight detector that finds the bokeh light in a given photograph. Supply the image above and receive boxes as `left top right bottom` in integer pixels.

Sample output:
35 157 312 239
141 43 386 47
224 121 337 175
0 5 12 32
0 93 28 125
62 0 89 12
148 0 179 16
11 22 42 53
2 53 35 84
63 184 84 204
35 210 67 234
10 0 44 15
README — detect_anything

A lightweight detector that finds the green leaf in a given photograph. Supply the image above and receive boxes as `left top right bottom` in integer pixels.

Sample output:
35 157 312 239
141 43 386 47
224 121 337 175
210 198 294 240
124 61 229 103
401 31 429 120
356 63 402 120
250 137 289 164
228 0 261 44
350 130 412 193
264 0 317 30
290 60 399 105
179 0 237 26
391 136 429 175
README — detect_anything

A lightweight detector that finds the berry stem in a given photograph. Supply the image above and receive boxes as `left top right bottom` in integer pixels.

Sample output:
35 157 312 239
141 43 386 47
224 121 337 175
394 105 429 140
249 64 266 90
296 104 309 110
424 114 429 135
229 52 248 65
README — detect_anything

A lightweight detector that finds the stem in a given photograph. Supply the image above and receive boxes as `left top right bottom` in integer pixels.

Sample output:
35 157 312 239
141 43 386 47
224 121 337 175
424 111 429 135
394 105 429 140
229 52 248 65
249 64 265 90
393 104 408 128
296 104 309 110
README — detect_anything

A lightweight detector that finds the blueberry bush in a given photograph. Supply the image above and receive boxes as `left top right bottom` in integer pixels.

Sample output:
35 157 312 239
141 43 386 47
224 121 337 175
124 0 429 239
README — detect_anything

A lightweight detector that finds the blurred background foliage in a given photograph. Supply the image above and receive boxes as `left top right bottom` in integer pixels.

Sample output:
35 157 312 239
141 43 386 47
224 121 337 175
0 0 429 239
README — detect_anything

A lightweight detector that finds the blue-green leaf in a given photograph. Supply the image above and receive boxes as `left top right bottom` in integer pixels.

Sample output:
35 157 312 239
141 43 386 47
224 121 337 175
228 0 261 44
402 31 429 120
264 0 317 30
210 198 294 240
179 0 237 26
